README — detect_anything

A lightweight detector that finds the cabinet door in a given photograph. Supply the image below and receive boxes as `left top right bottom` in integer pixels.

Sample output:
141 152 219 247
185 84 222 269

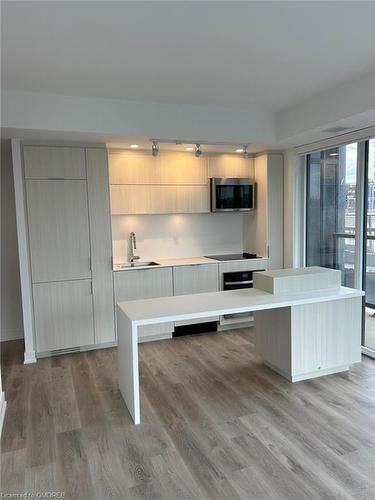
267 154 284 270
109 151 208 185
114 268 174 340
110 185 210 214
173 264 219 325
26 180 91 283
86 149 115 344
173 264 218 295
208 155 254 179
24 146 86 179
33 280 94 352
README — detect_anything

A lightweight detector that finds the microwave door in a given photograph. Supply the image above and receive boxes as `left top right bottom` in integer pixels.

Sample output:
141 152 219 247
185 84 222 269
211 178 254 212
216 185 236 210
238 184 252 209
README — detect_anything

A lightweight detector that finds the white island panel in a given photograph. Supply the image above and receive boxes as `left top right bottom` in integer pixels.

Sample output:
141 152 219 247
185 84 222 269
254 266 342 294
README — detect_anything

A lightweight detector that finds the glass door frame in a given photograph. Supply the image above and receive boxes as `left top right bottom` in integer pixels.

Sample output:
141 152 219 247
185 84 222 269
360 140 375 357
303 138 375 358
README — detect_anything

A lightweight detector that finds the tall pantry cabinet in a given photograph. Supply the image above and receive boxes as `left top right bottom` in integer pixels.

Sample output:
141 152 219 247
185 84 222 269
23 146 115 354
244 153 284 270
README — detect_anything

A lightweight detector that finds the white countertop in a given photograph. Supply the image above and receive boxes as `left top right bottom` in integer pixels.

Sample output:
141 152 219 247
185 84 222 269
117 285 364 326
113 255 268 271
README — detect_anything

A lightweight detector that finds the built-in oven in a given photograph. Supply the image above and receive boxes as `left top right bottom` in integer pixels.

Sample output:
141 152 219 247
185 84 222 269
222 269 264 322
210 178 255 212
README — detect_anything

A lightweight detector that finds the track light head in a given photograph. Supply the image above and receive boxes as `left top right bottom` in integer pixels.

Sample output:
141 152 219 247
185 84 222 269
242 145 249 159
195 144 202 158
151 141 159 157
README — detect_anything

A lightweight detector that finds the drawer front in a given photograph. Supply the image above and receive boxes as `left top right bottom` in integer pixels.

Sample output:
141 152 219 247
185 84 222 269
114 267 173 301
173 264 219 295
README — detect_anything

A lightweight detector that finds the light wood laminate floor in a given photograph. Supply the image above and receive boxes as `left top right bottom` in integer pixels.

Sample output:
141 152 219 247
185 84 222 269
1 329 375 500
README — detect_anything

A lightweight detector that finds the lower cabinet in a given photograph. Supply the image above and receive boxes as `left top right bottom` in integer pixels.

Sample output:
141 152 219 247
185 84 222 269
114 267 174 341
33 280 95 352
173 264 219 326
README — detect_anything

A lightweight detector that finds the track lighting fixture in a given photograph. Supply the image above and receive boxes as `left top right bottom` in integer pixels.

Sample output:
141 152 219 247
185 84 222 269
242 145 249 159
151 140 159 157
195 144 202 158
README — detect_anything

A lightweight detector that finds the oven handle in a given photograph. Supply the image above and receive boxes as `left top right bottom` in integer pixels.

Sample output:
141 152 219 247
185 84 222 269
224 280 253 286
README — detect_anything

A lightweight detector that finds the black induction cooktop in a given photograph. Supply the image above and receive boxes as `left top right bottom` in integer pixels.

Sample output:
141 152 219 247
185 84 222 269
205 252 261 261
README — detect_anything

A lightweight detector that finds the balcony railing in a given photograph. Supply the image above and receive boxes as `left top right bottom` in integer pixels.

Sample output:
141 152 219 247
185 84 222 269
333 231 375 307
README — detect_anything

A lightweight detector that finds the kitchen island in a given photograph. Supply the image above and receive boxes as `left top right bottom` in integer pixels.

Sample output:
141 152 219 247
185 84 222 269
117 267 364 424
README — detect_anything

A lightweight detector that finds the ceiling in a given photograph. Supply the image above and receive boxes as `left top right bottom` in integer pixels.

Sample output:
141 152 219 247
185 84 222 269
2 1 375 113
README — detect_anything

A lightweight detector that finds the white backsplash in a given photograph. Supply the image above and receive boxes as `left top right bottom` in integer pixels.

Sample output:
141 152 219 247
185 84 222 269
112 213 251 263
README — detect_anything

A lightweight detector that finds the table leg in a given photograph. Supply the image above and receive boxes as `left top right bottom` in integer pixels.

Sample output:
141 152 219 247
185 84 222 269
117 306 140 424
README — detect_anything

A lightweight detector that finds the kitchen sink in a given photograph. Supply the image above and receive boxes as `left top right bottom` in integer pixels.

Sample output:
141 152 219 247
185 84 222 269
115 261 160 269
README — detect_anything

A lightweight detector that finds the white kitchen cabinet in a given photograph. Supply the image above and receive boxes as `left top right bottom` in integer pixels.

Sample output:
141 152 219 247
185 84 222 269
110 184 210 215
208 154 254 179
108 150 208 185
22 145 115 356
86 148 115 344
173 264 219 325
114 267 174 341
173 264 219 295
26 179 91 283
244 153 284 270
33 279 94 352
23 146 86 179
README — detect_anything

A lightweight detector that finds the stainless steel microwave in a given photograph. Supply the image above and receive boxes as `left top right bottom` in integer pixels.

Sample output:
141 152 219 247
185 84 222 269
210 178 255 212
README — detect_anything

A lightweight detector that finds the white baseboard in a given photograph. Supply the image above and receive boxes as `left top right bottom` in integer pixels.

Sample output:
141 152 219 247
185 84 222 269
0 329 24 342
24 351 37 364
138 332 172 343
263 361 350 382
0 392 7 437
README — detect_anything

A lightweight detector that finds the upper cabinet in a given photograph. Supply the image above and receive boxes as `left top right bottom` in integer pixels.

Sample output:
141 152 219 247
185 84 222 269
24 146 86 179
109 151 208 184
110 185 209 215
208 154 254 179
108 149 254 215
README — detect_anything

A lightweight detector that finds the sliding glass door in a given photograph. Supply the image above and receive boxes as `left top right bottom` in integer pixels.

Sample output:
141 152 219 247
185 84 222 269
306 143 358 288
306 137 375 356
364 138 375 352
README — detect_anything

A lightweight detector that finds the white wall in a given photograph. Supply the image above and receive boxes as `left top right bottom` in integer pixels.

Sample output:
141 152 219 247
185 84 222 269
277 69 375 142
2 90 275 145
112 213 253 263
1 140 24 341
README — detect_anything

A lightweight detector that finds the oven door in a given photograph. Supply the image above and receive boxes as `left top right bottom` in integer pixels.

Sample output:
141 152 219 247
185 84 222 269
211 178 254 212
222 270 263 323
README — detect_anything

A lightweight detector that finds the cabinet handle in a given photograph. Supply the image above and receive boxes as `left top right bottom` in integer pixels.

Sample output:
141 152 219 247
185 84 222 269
89 256 92 271
90 281 93 295
48 177 65 180
225 280 253 286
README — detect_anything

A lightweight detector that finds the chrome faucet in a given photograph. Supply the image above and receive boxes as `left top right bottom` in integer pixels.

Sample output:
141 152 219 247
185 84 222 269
129 232 140 263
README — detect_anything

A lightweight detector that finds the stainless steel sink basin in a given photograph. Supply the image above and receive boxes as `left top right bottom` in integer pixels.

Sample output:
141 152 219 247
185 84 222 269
115 261 160 269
